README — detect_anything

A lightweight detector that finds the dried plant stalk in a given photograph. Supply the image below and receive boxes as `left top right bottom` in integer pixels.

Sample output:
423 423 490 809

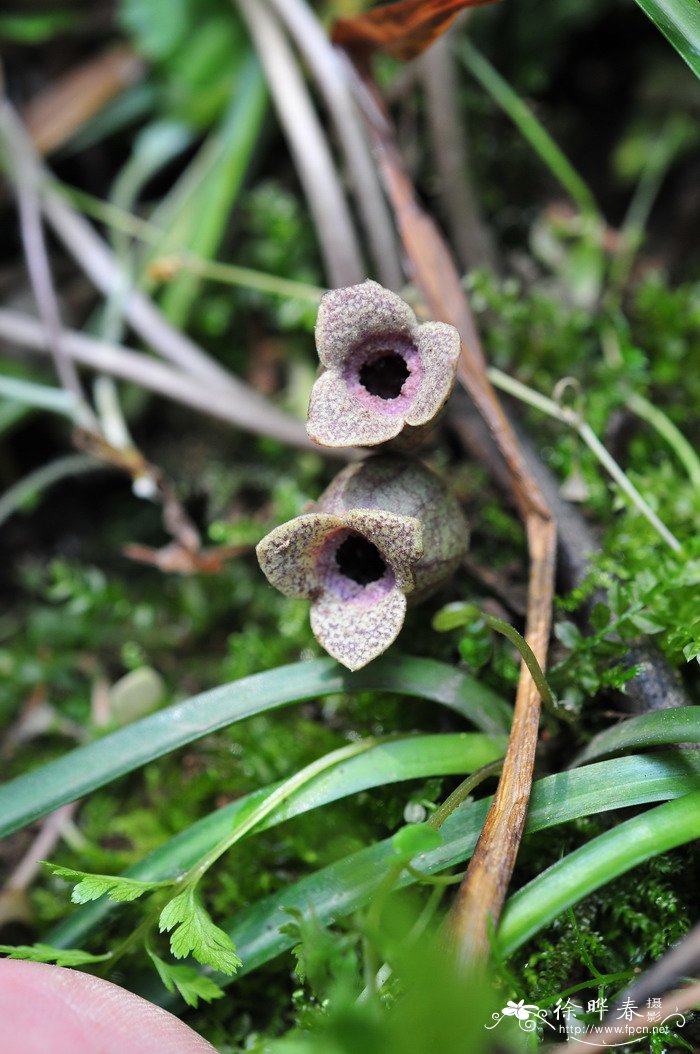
237 0 365 287
267 0 403 290
345 62 556 961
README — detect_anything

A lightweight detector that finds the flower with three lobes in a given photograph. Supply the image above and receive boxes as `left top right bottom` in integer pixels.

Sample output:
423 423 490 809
307 279 461 448
256 456 468 670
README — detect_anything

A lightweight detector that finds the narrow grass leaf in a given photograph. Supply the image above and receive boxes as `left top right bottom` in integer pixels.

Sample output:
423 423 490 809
144 55 268 324
572 706 700 766
458 37 600 221
497 789 700 956
631 0 700 78
0 656 509 839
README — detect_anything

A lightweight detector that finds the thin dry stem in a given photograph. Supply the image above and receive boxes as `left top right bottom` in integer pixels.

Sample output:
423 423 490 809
269 0 403 290
3 804 78 893
0 308 322 453
2 109 291 434
0 98 95 428
237 0 365 287
43 194 248 391
37 181 315 444
418 34 497 273
0 96 306 447
22 45 144 156
345 59 556 962
603 920 700 1021
450 514 555 962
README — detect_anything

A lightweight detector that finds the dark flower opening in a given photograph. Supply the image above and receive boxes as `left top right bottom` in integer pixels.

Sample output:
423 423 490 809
359 351 410 400
335 534 387 586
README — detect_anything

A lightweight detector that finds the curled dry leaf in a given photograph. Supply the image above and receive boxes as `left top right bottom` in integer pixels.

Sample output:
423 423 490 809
332 0 501 63
257 455 468 670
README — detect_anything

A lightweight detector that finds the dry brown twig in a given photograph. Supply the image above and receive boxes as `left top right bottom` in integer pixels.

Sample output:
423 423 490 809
335 32 556 963
0 98 96 430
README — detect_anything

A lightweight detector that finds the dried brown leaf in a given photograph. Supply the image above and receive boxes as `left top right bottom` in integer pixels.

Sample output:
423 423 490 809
332 0 500 63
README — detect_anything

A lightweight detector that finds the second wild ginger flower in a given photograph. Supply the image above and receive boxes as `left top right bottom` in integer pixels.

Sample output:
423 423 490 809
256 456 468 670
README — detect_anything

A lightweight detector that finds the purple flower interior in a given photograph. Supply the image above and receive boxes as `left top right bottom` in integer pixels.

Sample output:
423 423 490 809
316 528 395 603
343 337 423 416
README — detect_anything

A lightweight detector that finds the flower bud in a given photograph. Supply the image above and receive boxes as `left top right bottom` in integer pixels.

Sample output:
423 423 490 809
256 455 468 670
307 280 461 449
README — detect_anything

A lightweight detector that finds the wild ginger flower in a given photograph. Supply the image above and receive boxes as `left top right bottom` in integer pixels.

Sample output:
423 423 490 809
306 280 461 448
256 456 468 670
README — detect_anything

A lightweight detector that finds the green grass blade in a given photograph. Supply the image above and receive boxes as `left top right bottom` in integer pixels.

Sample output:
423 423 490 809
144 55 267 325
129 750 700 1004
458 37 600 222
631 0 700 78
572 706 700 766
48 731 506 948
498 789 700 956
0 656 509 839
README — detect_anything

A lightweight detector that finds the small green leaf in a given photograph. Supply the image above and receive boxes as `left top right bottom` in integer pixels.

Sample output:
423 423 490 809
46 864 165 904
0 943 110 967
159 887 242 975
554 621 582 648
458 633 492 669
629 612 665 634
589 602 611 632
683 641 700 662
432 602 482 632
392 824 444 858
147 947 224 1008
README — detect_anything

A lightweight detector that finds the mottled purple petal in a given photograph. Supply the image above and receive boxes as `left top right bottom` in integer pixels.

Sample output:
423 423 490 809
406 322 461 427
315 280 416 369
307 370 404 448
310 587 408 671
256 513 343 598
343 509 422 591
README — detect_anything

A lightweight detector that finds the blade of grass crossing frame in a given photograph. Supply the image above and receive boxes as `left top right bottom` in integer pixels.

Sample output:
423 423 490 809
0 655 510 839
142 54 268 325
457 37 600 222
631 0 700 79
572 707 700 767
497 788 700 956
